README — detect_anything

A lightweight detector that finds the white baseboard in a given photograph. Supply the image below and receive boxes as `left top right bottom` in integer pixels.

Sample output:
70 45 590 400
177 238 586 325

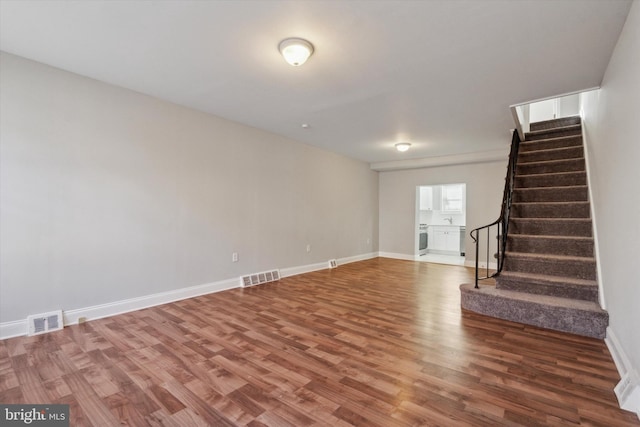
338 252 378 265
0 252 380 340
279 252 378 278
280 261 328 278
606 327 640 419
464 260 498 270
378 251 416 261
0 319 28 340
0 277 239 340
63 277 239 326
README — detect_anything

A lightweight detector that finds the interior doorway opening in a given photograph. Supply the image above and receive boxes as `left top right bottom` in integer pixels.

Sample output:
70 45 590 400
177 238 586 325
415 183 467 266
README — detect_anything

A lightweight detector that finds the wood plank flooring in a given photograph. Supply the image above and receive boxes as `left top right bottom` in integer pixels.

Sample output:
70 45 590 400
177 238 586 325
1 258 638 426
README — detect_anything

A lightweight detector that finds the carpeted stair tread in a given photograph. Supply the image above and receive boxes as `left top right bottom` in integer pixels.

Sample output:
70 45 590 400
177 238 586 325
509 218 593 236
507 234 594 257
508 233 593 241
512 200 589 205
517 156 585 165
496 271 599 302
519 135 583 152
504 250 597 279
513 185 588 202
528 116 581 131
504 251 596 280
511 201 590 218
518 145 584 163
460 283 608 338
505 251 595 263
525 124 582 141
526 122 582 134
515 171 586 188
497 271 597 288
515 157 585 175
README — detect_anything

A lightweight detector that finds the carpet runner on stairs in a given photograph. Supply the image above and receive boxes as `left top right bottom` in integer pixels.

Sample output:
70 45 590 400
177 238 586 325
461 116 608 339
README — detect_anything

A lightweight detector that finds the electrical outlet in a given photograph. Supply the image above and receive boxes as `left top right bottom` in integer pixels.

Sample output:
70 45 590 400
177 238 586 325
306 244 311 253
232 252 239 262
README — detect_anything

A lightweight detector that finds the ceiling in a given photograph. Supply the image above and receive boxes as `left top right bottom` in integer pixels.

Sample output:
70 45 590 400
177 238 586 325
0 0 632 165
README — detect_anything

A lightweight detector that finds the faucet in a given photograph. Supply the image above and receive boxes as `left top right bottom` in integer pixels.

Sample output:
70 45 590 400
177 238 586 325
445 217 453 224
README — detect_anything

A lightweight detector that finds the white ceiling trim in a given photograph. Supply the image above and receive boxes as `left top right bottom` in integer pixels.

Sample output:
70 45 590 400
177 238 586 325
370 148 510 172
508 86 600 109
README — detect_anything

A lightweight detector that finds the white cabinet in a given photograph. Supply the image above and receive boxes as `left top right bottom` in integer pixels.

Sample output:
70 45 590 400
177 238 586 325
420 186 441 211
429 226 461 253
430 228 447 250
419 186 433 210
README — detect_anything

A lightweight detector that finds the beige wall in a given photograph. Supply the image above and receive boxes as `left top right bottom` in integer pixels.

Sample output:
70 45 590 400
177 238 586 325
378 160 507 262
0 52 379 323
581 0 640 398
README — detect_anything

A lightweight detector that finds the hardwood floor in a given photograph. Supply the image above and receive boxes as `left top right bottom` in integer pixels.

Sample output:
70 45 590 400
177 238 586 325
1 258 638 426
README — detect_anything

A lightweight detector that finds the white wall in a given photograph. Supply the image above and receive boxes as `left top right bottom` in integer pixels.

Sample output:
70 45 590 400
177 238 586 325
528 94 580 123
0 52 379 324
581 0 640 413
529 99 556 123
558 94 580 118
379 160 507 261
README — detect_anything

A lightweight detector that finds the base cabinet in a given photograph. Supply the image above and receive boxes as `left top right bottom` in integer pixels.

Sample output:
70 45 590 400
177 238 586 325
429 226 461 253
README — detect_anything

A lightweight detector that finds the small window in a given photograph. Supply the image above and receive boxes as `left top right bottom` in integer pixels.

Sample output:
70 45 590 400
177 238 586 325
441 184 463 212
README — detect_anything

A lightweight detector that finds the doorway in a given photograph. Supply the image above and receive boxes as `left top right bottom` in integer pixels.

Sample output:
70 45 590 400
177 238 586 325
415 183 467 266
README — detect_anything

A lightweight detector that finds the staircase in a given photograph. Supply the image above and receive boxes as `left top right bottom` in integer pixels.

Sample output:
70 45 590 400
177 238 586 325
461 116 608 339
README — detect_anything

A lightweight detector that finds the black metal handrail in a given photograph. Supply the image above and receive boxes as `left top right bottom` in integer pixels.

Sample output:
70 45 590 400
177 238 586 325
470 129 521 287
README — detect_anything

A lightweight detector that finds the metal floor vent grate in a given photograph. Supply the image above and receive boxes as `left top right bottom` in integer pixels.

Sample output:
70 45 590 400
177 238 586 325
240 269 280 288
27 310 64 336
328 259 338 268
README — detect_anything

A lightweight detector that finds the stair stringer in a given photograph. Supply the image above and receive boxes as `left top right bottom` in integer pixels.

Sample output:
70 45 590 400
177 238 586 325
579 119 606 309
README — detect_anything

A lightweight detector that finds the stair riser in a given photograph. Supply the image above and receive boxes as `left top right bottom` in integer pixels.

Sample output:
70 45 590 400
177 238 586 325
529 117 581 131
511 203 590 218
504 257 596 280
495 277 598 302
509 219 593 237
460 286 607 338
519 136 583 152
525 128 582 141
515 172 586 188
507 236 594 257
512 187 588 203
517 158 585 175
518 146 583 163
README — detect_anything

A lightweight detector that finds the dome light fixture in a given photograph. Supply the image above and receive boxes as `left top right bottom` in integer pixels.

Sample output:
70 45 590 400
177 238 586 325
395 142 411 152
279 38 314 66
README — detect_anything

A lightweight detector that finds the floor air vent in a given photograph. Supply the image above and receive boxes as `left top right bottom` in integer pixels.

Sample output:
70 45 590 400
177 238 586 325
27 310 63 336
328 259 338 268
240 269 280 288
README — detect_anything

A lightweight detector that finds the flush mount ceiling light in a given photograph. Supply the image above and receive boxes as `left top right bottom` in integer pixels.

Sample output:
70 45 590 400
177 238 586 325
278 38 314 66
395 142 411 152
